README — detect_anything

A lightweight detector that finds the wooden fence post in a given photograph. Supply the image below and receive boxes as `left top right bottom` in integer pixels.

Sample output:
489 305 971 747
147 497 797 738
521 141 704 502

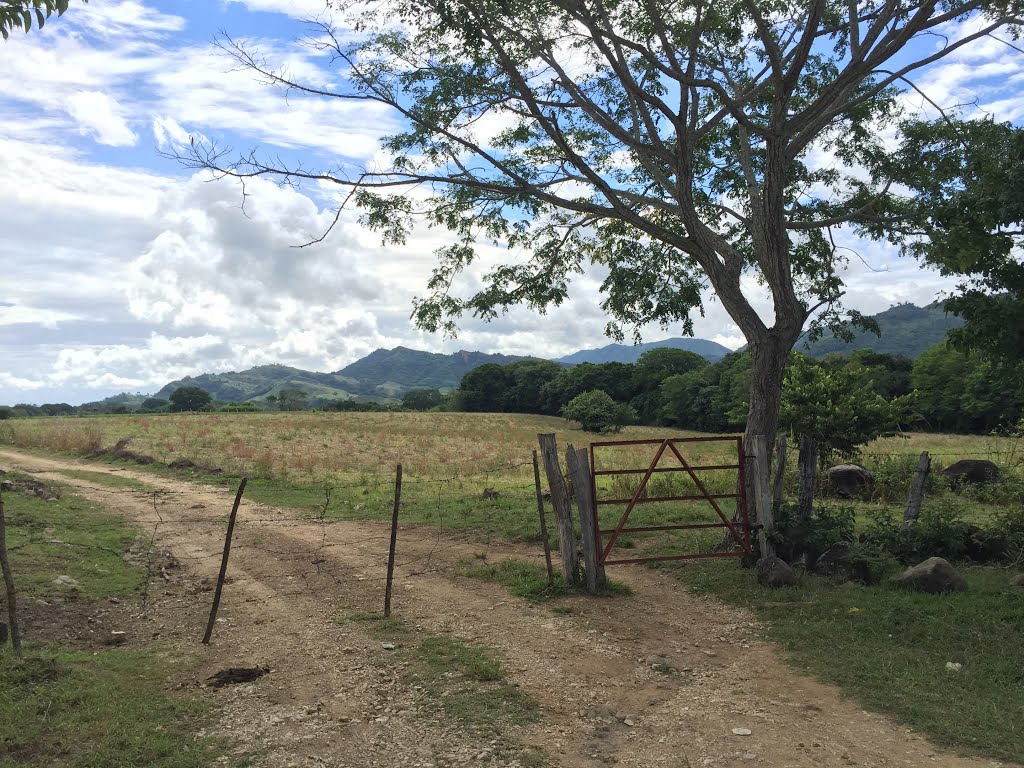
0 490 21 654
566 444 605 593
384 463 403 618
203 477 248 645
538 434 578 583
750 435 775 560
797 434 818 524
532 451 555 584
902 451 931 529
772 434 788 512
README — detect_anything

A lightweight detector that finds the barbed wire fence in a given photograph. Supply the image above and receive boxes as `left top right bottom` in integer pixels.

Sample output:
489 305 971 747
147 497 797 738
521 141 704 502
0 441 1021 652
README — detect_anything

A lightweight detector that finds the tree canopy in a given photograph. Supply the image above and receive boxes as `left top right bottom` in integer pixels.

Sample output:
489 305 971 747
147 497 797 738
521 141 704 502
179 0 1024 514
168 386 213 413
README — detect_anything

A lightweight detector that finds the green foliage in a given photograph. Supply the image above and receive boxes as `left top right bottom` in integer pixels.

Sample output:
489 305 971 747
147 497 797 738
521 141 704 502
0 407 12 420
401 387 444 410
768 502 856 565
779 353 911 461
911 343 1024 433
138 397 168 413
561 390 635 434
167 386 212 413
275 387 307 411
660 350 751 432
0 0 84 40
877 119 1024 364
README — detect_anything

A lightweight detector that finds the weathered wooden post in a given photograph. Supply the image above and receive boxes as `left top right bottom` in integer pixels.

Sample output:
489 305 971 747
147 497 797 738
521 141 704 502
0 490 21 654
532 450 555 584
902 451 931 529
750 435 775 559
566 444 605 592
797 434 818 524
538 434 578 583
772 434 788 511
203 477 248 645
384 463 403 618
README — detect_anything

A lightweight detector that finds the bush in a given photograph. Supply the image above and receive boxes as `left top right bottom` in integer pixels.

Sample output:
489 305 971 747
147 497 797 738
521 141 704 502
561 390 635 433
768 502 856 565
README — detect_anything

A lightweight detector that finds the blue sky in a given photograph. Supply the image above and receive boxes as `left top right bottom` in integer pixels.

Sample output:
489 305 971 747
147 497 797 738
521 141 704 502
0 1 1021 405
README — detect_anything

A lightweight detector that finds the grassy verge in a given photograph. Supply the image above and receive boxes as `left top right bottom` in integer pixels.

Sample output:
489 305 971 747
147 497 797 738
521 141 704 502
0 650 229 768
2 479 146 600
457 557 632 601
0 478 238 767
679 560 1024 763
57 469 154 491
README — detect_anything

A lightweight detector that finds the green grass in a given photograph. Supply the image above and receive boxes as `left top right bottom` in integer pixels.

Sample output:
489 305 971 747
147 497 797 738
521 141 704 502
458 557 632 600
2 478 147 600
58 469 154 491
680 561 1024 763
0 649 230 768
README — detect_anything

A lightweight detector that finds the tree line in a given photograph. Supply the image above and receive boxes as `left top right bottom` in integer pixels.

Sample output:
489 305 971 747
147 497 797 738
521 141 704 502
448 343 1024 439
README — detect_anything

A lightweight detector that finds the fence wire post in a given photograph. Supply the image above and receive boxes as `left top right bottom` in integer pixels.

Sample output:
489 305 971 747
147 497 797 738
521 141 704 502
202 477 247 645
532 451 555 585
0 490 22 654
384 463 403 618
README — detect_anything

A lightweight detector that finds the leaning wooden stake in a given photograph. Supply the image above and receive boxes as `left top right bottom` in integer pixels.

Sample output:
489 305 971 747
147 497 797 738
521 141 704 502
0 491 22 654
202 477 248 645
566 444 605 593
532 451 555 585
772 434 788 511
538 434 578 583
384 464 403 618
902 452 931 529
750 436 775 560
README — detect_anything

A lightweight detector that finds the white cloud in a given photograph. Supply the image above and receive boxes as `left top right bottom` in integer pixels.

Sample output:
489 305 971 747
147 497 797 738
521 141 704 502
66 90 138 146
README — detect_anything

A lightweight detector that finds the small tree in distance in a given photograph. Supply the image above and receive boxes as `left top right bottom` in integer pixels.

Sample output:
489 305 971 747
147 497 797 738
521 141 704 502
563 390 635 434
168 386 212 413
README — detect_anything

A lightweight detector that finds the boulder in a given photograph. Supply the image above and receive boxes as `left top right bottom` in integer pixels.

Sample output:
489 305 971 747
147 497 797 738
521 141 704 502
890 557 967 594
756 556 798 588
1011 572 1024 588
828 464 874 499
814 541 852 577
942 459 999 486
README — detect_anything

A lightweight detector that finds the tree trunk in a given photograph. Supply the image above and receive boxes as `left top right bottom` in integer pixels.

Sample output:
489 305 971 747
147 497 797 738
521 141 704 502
772 434 788 511
742 333 795 537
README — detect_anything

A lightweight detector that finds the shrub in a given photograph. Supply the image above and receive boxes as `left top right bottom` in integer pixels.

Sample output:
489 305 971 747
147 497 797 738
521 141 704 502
562 390 635 433
768 502 856 565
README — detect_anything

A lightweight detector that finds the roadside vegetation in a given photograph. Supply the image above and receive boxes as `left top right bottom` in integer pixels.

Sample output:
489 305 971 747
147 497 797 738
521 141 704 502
0 477 235 768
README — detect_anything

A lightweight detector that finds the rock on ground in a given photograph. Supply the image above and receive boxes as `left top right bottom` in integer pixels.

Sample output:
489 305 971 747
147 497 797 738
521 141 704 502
942 459 999 486
890 557 967 594
756 556 797 588
828 464 874 499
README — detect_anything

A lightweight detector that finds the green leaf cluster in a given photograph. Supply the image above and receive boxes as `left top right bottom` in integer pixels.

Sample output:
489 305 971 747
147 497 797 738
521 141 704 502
0 0 84 40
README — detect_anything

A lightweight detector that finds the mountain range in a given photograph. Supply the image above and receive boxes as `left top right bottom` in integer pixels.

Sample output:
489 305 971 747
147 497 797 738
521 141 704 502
131 301 959 406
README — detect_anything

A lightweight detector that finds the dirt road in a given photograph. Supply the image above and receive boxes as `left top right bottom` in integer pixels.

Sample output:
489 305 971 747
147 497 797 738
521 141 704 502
0 447 1009 768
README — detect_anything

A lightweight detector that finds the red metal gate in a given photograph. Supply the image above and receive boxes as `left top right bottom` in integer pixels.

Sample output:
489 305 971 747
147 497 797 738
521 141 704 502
589 436 751 565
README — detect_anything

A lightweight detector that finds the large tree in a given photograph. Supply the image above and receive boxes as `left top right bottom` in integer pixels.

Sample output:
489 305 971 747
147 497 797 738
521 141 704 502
179 0 1022 496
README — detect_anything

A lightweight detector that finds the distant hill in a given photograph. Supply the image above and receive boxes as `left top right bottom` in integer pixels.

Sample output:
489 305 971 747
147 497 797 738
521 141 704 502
336 347 532 397
155 364 363 404
802 301 963 359
154 349 534 405
556 337 731 365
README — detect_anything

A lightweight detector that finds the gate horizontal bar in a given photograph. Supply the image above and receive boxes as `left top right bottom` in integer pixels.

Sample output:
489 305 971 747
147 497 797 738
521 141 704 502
591 436 741 448
597 492 739 505
597 522 731 534
594 463 740 476
603 551 745 565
